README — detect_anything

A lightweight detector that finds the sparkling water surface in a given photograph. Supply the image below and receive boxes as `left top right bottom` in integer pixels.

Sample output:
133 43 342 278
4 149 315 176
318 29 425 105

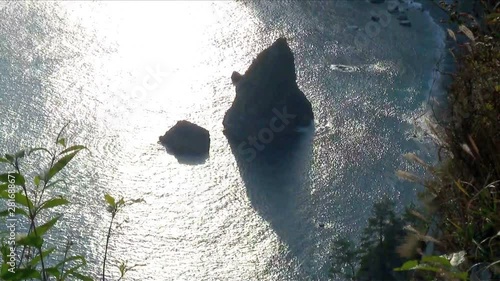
0 1 445 280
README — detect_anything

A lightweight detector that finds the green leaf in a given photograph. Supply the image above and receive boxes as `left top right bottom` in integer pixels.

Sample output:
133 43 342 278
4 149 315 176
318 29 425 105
0 191 34 210
17 234 43 248
117 198 125 206
422 255 452 267
45 267 61 278
14 150 25 158
4 154 14 163
59 145 86 156
55 123 70 146
0 263 9 277
62 264 84 280
486 13 500 22
57 138 66 147
0 173 25 185
105 193 116 208
34 215 61 236
413 264 442 273
394 260 419 271
70 272 93 281
452 271 468 281
28 147 52 156
16 193 33 210
129 198 146 204
0 208 28 217
46 179 68 189
45 151 80 182
39 198 69 211
0 184 7 193
0 267 41 280
29 247 56 266
34 175 40 186
0 158 10 164
55 255 87 268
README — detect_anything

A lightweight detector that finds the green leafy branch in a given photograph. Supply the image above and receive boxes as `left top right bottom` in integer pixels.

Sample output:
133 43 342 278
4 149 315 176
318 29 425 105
102 194 144 280
0 126 91 280
395 254 468 281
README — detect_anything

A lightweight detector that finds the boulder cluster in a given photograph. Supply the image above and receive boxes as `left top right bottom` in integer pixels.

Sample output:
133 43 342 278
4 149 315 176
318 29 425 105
368 0 424 27
159 38 314 158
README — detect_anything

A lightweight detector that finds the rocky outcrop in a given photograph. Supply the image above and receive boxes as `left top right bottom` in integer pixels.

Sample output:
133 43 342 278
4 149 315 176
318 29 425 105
397 13 408 21
231 71 243 85
223 38 314 141
387 2 399 13
159 121 210 156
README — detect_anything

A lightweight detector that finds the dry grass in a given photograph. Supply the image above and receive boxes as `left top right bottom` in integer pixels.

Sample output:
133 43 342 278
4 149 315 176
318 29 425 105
432 33 500 269
396 2 500 278
400 37 499 281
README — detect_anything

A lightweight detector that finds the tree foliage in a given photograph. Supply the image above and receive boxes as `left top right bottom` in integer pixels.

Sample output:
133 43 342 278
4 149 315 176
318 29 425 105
0 126 141 280
393 1 500 279
328 199 409 281
0 128 91 280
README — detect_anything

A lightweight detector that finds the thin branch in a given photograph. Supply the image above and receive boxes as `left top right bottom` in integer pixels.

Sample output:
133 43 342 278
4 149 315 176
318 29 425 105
102 212 115 281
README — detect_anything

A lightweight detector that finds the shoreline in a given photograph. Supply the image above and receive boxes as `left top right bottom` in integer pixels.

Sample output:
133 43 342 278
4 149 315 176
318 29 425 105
419 0 456 102
399 1 500 279
408 0 457 144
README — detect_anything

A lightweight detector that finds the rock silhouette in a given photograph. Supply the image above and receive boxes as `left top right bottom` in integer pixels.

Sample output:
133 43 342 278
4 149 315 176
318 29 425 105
223 38 314 141
159 120 210 156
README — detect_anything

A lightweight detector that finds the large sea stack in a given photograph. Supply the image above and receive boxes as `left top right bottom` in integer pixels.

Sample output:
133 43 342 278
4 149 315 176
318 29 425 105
223 38 314 141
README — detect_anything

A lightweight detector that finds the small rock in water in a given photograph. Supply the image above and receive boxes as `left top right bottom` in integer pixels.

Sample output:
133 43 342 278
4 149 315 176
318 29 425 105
159 120 210 156
319 223 325 228
371 15 380 22
387 2 399 13
399 20 412 27
397 13 408 21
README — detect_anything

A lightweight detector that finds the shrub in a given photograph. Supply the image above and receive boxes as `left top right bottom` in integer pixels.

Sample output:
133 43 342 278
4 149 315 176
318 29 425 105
0 126 139 280
395 1 500 279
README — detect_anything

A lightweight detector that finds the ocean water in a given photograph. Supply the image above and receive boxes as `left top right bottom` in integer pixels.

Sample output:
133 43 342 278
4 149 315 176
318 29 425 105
0 1 446 280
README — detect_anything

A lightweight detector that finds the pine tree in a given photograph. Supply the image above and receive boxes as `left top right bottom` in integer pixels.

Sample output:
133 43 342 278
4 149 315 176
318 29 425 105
357 198 407 281
328 237 360 280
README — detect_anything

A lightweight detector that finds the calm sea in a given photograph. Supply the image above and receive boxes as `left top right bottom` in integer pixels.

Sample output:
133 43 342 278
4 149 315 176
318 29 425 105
0 1 445 280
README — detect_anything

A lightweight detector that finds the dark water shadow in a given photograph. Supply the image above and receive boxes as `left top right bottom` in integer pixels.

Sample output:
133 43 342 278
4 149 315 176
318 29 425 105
159 143 209 165
227 127 316 265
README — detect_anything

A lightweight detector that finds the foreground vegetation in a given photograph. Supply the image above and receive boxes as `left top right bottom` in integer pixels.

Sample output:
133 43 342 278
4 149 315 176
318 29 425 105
330 0 499 280
0 127 138 280
1 1 498 280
